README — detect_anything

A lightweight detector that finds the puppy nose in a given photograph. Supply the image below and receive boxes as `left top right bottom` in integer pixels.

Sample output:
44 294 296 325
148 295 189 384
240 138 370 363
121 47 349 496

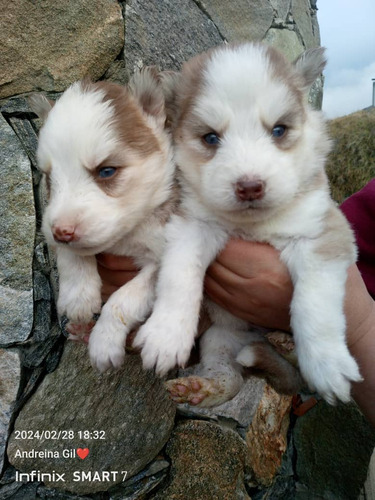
235 179 265 201
52 225 77 243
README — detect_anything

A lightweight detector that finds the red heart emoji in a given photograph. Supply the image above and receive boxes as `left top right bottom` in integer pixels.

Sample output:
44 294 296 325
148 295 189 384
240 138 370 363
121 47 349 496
77 448 89 460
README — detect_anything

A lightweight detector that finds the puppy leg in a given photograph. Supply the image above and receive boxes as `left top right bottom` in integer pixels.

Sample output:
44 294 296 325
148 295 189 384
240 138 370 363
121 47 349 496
89 263 157 372
134 216 227 376
56 247 102 336
166 326 249 408
236 337 304 395
281 238 362 404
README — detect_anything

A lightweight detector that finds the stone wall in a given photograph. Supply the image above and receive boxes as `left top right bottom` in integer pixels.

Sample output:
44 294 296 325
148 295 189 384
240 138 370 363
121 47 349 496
1 1 374 498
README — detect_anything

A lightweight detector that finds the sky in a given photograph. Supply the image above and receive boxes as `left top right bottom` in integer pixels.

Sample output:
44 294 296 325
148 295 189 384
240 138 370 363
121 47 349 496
317 0 375 118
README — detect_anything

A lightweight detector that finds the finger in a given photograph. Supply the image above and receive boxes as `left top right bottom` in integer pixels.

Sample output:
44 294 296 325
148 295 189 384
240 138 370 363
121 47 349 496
206 259 254 291
96 253 139 272
215 239 280 277
204 273 235 301
205 274 257 322
98 266 138 288
204 274 255 318
101 283 119 302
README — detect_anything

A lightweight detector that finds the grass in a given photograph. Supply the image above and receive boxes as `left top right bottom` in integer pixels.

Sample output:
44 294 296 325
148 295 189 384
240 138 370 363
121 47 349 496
325 107 375 203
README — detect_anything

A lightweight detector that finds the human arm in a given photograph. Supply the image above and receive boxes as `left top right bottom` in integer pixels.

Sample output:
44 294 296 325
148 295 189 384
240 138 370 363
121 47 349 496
344 264 375 426
205 238 375 426
96 239 375 425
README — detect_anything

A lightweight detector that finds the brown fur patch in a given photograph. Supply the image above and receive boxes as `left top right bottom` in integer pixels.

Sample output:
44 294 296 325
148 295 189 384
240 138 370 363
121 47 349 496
265 45 304 107
243 341 303 395
151 181 180 225
315 205 357 261
174 50 213 135
93 81 161 158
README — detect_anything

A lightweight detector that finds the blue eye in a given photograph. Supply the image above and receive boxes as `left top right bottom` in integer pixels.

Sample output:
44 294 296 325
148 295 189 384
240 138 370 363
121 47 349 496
98 167 117 179
203 132 220 145
272 125 287 138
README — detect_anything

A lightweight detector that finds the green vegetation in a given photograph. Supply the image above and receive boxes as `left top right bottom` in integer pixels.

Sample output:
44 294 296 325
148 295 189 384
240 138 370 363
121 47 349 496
325 108 375 203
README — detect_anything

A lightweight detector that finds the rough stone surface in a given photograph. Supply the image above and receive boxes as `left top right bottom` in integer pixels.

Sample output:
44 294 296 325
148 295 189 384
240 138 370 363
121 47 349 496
108 458 170 499
246 385 292 487
0 0 124 98
0 114 35 345
264 27 305 62
269 0 292 21
199 0 274 42
7 342 176 494
123 0 223 80
0 349 21 473
156 419 250 499
292 0 320 49
294 401 375 500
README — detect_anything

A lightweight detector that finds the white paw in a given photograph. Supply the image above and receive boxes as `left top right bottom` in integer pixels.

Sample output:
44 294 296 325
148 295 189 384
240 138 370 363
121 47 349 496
133 312 195 376
58 285 102 324
88 321 126 373
298 342 362 404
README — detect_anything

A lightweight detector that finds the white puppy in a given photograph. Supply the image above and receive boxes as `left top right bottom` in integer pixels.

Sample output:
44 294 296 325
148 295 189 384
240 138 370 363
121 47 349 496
30 69 176 372
134 43 362 406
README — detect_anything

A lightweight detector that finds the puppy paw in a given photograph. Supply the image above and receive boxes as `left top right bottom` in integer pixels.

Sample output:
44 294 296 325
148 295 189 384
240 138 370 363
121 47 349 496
58 288 102 325
298 343 362 404
66 320 95 343
88 323 126 373
165 376 223 407
134 314 195 376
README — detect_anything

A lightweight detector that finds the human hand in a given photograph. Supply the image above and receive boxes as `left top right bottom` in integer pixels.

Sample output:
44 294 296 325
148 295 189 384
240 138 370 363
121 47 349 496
96 253 139 302
205 239 293 331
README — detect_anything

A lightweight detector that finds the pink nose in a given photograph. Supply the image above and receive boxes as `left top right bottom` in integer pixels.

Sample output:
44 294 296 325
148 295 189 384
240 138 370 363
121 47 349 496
235 179 265 201
52 225 77 243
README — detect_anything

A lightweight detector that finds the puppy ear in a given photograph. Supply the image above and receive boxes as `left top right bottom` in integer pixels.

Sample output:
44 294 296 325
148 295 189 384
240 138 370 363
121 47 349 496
293 47 327 91
159 71 181 127
160 71 180 105
28 94 54 121
128 66 166 126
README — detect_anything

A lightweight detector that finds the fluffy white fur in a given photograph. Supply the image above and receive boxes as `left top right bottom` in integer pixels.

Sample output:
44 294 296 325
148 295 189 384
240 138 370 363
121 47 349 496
31 69 175 372
135 43 362 406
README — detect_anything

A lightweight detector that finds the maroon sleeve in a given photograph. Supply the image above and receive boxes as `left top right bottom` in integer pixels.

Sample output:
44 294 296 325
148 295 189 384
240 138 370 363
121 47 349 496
340 179 375 299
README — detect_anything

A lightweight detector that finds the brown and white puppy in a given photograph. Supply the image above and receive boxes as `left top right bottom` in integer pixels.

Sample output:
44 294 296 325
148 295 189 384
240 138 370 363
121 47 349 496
30 69 176 372
134 43 362 407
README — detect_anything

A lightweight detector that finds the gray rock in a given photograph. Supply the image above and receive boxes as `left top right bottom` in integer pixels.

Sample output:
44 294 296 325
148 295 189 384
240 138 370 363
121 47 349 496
155 419 250 499
0 349 22 473
263 27 305 61
293 400 375 500
0 0 124 98
7 117 39 171
7 342 176 495
269 0 292 22
309 75 324 110
291 0 320 48
36 484 91 499
263 27 323 109
3 481 40 500
201 0 274 42
20 324 62 369
123 0 223 79
108 458 169 499
0 114 35 345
